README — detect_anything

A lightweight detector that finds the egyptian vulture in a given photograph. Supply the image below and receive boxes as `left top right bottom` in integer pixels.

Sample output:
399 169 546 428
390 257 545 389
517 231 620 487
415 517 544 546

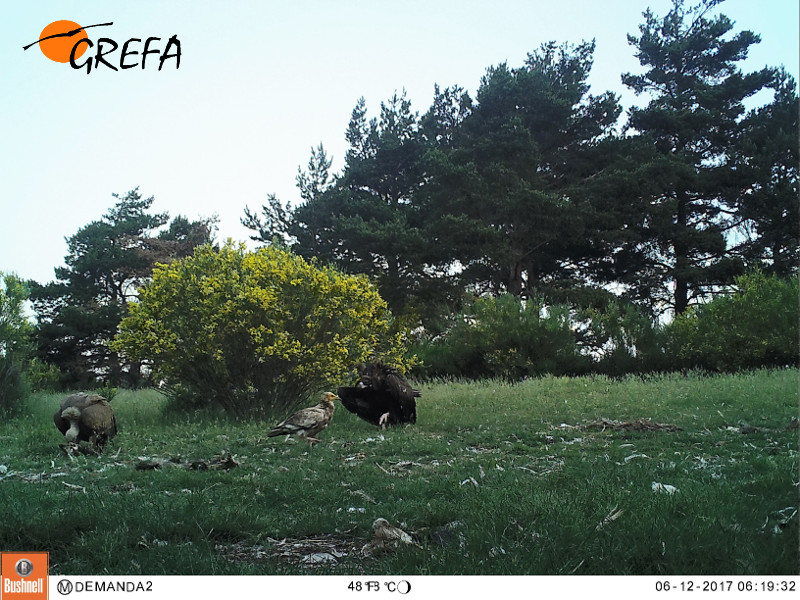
267 392 338 447
53 392 118 451
337 362 419 429
362 518 421 557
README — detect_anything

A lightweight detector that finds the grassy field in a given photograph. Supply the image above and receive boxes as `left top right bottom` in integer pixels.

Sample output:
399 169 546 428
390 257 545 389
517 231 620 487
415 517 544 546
0 369 797 575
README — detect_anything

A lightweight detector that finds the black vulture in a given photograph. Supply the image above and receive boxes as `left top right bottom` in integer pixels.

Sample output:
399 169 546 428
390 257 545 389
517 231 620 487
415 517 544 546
337 362 419 429
54 392 118 451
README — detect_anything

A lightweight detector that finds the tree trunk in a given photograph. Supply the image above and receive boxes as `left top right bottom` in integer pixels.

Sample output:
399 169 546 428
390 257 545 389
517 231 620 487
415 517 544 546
674 194 689 315
507 262 523 296
773 241 789 277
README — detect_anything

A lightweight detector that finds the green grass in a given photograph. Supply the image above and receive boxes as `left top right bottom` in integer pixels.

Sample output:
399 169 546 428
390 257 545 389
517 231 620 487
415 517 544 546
0 370 797 575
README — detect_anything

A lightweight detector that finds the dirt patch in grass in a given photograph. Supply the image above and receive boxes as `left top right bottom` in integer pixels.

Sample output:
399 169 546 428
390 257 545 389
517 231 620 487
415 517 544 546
583 418 683 432
218 533 366 570
217 520 424 570
134 451 240 471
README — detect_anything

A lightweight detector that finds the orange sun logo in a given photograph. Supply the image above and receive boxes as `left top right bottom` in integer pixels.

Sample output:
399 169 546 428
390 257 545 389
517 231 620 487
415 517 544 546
37 20 89 63
23 21 181 73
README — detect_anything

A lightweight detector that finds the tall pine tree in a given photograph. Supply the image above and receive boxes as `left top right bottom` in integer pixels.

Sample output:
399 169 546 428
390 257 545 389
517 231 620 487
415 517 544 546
31 189 215 386
244 93 460 320
621 0 775 314
425 41 621 299
729 68 799 276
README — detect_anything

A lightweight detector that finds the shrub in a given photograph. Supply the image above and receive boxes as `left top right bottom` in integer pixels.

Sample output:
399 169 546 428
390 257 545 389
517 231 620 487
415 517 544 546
415 294 589 380
24 358 64 392
574 300 666 376
112 243 411 418
0 272 34 414
666 271 799 371
0 355 27 416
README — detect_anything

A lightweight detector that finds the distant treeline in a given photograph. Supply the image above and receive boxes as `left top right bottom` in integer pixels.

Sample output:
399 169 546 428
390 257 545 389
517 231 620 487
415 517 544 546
242 0 798 329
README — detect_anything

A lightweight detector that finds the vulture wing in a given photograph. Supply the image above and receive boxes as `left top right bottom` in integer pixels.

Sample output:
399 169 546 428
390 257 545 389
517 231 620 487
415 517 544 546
383 371 418 424
268 404 331 438
337 362 418 427
337 386 391 427
82 401 118 439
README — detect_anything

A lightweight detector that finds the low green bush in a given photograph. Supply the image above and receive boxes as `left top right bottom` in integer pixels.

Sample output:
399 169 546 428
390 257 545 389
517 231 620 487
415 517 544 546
0 355 28 416
415 294 590 379
666 271 799 371
415 272 797 379
574 300 667 376
23 358 64 392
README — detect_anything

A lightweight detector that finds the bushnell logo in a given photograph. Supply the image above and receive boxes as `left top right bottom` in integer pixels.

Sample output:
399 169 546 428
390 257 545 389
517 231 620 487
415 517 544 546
0 552 48 599
14 559 34 577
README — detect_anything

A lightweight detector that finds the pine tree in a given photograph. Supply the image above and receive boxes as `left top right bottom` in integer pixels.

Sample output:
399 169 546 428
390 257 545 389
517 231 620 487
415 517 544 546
31 189 215 386
621 0 774 314
425 41 621 299
244 92 455 320
730 69 799 276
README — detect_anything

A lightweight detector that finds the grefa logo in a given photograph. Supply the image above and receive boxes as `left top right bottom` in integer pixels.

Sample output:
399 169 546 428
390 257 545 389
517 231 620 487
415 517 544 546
23 20 181 73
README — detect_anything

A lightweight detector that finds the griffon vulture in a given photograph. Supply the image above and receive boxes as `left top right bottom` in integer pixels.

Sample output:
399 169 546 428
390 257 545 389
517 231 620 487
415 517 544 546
53 392 118 451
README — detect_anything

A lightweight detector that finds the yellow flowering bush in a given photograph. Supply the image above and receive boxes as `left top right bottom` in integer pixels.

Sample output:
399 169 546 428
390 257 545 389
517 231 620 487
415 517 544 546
113 242 412 418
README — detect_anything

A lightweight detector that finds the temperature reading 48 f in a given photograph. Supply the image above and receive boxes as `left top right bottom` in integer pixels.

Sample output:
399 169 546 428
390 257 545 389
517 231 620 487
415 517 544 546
348 580 411 594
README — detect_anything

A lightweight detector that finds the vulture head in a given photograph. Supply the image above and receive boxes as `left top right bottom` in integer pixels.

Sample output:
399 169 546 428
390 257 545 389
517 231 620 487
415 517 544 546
54 393 118 452
60 406 83 442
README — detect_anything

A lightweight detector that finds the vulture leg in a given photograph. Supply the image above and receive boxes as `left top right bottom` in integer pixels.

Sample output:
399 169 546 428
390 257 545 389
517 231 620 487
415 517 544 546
378 412 390 430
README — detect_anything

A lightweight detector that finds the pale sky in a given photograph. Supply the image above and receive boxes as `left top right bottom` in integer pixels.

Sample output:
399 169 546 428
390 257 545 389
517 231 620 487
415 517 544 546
2 0 798 285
